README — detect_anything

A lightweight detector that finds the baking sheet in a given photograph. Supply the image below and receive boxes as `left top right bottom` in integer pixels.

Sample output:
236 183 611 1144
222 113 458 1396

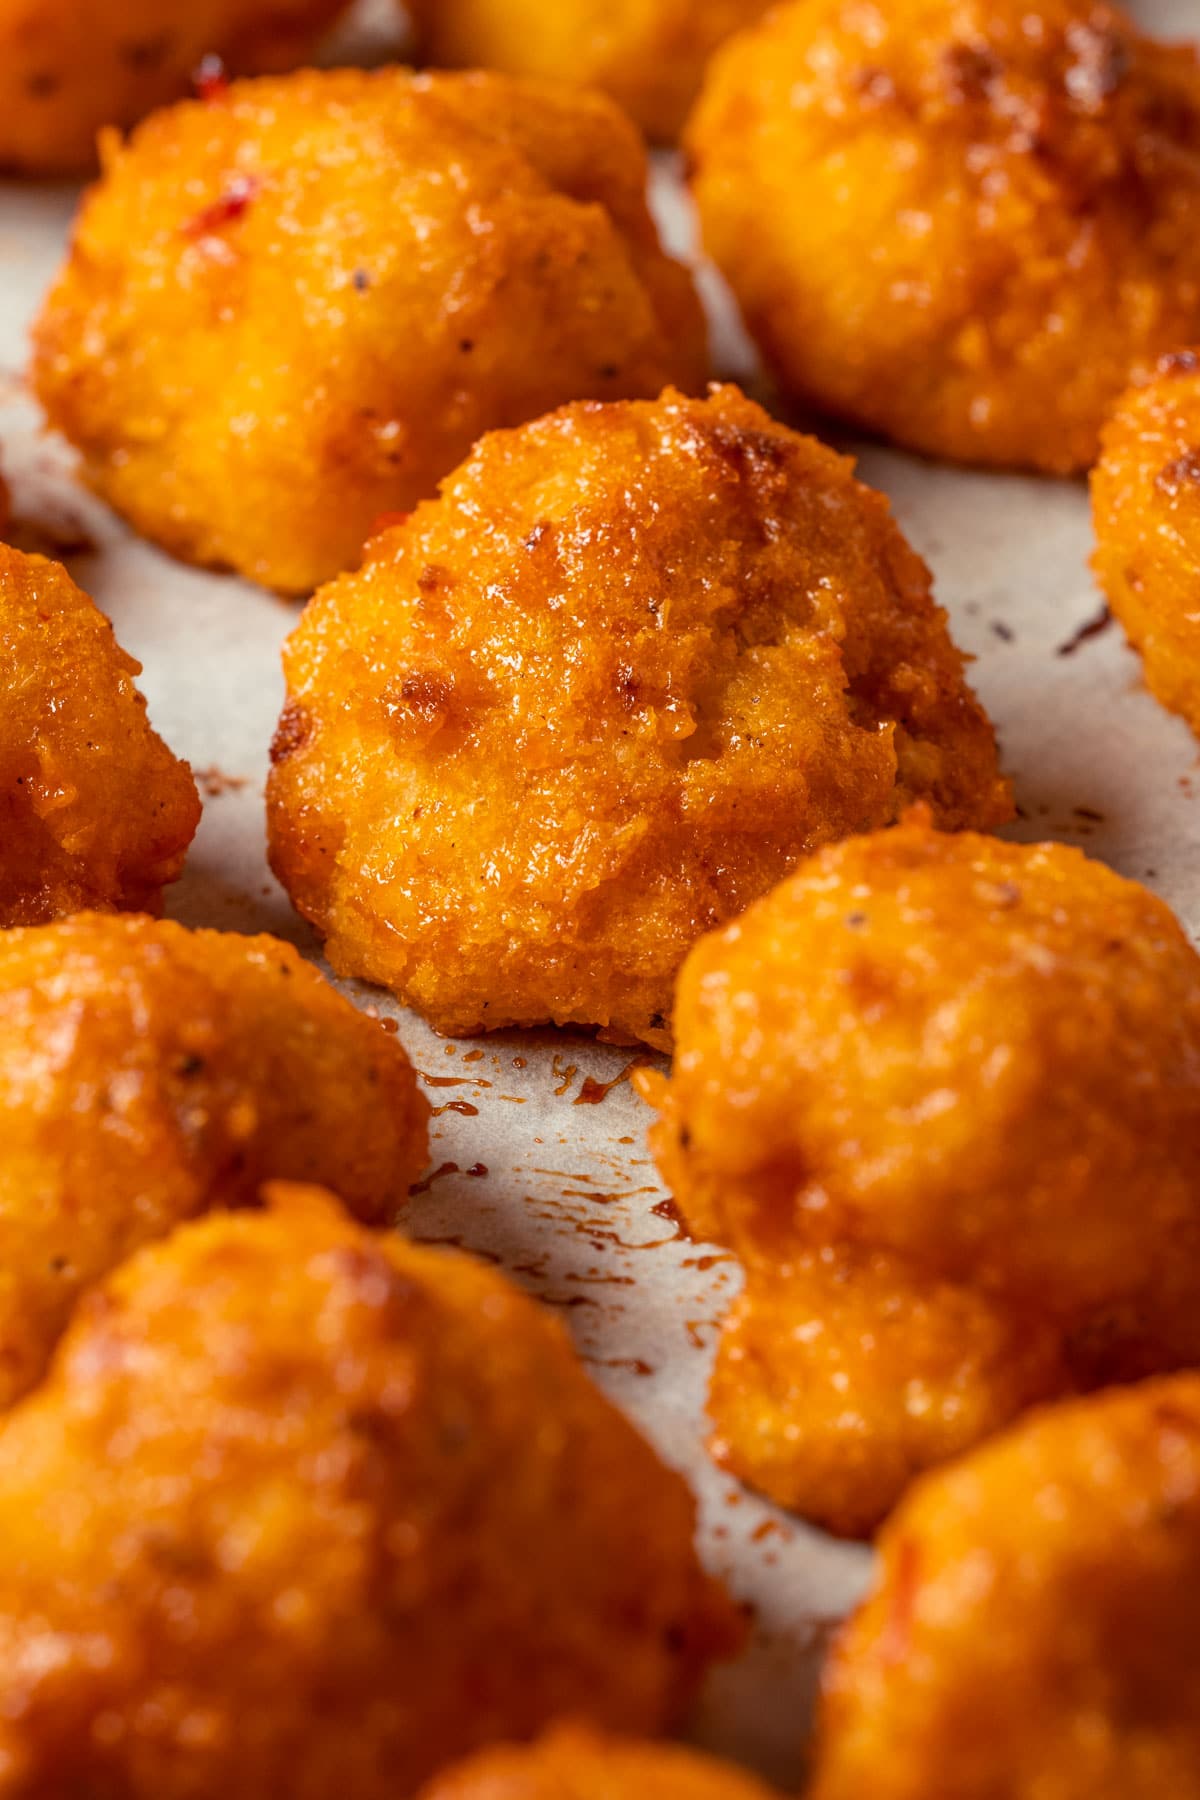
0 0 1196 1780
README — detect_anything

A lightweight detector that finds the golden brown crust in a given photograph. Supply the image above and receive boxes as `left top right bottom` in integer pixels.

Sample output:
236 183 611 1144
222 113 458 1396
1093 348 1200 735
0 914 429 1407
266 386 1009 1049
704 1252 1069 1542
411 0 776 143
32 67 706 593
0 1186 737 1797
0 0 349 175
0 542 199 925
645 814 1200 1532
418 1725 781 1800
687 0 1200 473
812 1374 1200 1799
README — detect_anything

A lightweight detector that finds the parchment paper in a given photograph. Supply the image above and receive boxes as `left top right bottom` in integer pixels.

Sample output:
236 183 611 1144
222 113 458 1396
0 1 1196 1780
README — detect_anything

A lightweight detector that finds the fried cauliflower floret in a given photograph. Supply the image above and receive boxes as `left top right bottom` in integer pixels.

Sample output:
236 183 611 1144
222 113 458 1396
687 0 1200 474
412 0 776 143
0 1186 737 1798
0 543 199 926
811 1374 1200 1800
0 913 428 1408
1093 348 1200 735
419 1725 781 1800
703 1249 1071 1543
0 0 350 175
643 813 1200 1536
267 386 1010 1050
31 68 705 595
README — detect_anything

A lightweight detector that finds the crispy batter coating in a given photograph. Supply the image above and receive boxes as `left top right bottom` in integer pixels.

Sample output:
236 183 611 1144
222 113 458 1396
1093 349 1200 735
687 0 1200 474
811 1373 1200 1799
703 1250 1071 1543
644 813 1200 1535
412 0 776 143
0 913 428 1409
267 386 1010 1050
0 0 350 175
419 1725 781 1800
0 542 199 927
0 1186 737 1797
32 68 705 595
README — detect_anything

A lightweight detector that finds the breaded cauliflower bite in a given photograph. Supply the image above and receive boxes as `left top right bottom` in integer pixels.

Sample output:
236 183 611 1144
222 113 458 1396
419 1725 781 1800
0 913 428 1408
811 1374 1200 1800
267 386 1010 1049
0 542 199 926
0 0 349 175
32 69 705 595
687 0 1200 474
643 813 1200 1536
1093 349 1200 736
412 0 776 143
0 1186 736 1798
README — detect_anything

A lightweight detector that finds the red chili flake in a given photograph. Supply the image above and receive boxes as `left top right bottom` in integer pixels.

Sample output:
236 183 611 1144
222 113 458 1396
192 54 229 102
183 174 258 239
